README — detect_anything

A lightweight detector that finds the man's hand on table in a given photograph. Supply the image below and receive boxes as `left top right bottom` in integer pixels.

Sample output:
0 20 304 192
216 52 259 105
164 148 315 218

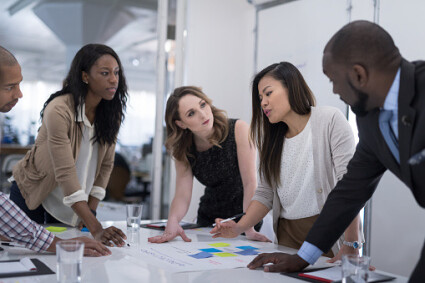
247 252 309 272
48 236 111 257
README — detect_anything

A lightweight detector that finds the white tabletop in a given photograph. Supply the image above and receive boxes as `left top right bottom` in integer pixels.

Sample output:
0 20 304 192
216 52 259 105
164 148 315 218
0 220 408 283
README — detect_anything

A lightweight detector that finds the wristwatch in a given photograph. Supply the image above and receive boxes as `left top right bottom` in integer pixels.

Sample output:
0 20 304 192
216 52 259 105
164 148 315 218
343 240 364 249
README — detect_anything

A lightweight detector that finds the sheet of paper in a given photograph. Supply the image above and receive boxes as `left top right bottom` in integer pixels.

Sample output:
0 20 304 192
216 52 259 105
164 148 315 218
0 257 36 275
139 240 278 273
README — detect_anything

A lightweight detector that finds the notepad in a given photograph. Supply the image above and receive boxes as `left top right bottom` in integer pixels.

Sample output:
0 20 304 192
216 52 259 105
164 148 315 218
235 249 259 256
299 266 396 282
189 251 213 259
45 226 67 232
0 257 37 275
209 243 230 247
142 221 201 230
213 252 237 257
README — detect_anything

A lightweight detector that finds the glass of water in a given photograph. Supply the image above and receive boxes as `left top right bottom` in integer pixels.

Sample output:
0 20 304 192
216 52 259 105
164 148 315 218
56 240 84 283
342 255 370 283
126 204 143 232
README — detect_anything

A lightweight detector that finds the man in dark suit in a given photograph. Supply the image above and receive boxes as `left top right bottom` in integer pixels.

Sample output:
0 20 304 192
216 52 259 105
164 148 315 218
247 20 425 282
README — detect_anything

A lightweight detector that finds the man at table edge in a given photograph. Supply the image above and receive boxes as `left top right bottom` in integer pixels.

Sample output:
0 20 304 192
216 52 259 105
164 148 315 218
0 45 110 257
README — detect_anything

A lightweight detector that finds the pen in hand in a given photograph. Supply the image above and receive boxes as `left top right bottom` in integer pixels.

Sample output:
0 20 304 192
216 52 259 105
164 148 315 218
212 213 246 227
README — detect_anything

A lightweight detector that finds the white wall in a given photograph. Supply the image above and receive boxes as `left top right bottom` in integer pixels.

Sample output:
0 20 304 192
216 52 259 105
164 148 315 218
257 0 348 115
182 0 256 222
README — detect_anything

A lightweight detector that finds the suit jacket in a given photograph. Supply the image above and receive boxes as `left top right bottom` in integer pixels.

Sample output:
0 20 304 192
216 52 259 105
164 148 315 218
305 59 425 279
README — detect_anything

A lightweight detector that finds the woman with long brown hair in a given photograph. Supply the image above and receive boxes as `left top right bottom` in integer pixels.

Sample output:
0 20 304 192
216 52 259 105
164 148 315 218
148 86 263 243
211 62 363 261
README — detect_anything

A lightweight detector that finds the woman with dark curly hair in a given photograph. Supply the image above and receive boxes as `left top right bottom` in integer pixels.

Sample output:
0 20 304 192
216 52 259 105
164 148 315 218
10 44 128 247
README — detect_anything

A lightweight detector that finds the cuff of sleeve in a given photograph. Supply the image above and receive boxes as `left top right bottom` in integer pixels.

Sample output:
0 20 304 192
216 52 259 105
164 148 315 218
251 195 273 210
27 226 55 252
297 241 323 265
90 186 106 200
63 190 88 207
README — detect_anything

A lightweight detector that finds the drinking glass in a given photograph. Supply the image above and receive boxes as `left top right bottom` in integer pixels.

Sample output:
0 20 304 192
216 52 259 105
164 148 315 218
56 240 84 283
342 255 370 283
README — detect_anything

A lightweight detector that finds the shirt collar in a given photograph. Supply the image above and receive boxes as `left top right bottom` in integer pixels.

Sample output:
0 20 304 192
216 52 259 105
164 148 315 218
382 68 401 112
76 103 94 128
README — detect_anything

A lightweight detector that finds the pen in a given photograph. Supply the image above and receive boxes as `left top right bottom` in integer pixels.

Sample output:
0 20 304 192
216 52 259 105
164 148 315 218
212 213 246 227
408 148 425 165
0 241 26 248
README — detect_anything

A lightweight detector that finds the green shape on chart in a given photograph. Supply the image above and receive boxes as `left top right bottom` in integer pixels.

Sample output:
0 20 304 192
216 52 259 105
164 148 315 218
209 243 230 247
213 252 237 257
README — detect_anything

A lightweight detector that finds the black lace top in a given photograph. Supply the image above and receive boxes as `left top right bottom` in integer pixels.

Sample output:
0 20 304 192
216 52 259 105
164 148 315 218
188 119 244 226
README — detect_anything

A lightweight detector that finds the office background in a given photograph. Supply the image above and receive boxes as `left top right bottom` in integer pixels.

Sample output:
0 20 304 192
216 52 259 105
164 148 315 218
0 0 424 277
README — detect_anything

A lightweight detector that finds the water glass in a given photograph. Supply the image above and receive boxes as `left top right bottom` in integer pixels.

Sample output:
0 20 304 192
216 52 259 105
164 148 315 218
342 255 370 283
56 240 84 283
126 204 143 232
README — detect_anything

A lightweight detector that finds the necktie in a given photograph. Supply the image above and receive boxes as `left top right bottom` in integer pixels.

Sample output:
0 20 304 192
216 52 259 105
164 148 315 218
379 110 400 163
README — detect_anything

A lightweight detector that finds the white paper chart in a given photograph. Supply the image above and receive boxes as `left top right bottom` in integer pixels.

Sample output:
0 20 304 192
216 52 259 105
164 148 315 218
139 240 278 273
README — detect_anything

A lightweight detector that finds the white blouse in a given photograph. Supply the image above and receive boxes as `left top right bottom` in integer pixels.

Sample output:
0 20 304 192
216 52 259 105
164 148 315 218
42 104 103 226
277 119 320 219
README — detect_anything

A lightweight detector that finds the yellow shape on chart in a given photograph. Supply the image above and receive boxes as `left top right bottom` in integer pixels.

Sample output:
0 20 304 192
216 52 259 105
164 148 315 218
209 242 230 247
213 253 237 257
45 226 67 232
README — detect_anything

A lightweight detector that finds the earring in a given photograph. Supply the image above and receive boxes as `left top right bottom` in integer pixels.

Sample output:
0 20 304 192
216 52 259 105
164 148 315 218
83 80 88 84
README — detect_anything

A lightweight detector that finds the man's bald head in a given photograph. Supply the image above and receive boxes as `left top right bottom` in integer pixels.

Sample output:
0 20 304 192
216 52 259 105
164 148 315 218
0 46 18 69
0 46 23 113
324 20 401 72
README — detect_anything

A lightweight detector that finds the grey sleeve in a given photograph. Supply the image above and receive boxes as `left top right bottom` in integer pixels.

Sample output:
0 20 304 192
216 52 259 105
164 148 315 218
251 177 274 210
329 109 356 181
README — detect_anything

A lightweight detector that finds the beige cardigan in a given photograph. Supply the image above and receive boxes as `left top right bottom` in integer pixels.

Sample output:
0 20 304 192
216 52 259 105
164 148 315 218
13 94 115 210
252 106 361 255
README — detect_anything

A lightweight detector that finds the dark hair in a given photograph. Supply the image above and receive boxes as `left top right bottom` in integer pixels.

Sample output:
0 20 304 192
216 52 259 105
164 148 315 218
165 86 228 167
251 62 315 188
325 20 401 72
40 44 128 145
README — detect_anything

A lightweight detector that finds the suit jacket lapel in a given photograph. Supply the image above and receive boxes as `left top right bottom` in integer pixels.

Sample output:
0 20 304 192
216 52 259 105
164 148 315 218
398 59 416 188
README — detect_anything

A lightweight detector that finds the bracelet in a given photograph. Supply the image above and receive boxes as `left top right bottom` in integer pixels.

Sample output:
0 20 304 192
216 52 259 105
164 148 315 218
343 240 364 249
90 209 97 217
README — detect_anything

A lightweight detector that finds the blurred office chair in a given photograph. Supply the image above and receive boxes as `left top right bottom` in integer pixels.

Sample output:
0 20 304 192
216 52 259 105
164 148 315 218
1 154 24 193
106 153 131 201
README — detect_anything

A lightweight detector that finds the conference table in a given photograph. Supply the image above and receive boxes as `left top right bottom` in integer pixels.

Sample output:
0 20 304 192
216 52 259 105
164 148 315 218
0 220 408 283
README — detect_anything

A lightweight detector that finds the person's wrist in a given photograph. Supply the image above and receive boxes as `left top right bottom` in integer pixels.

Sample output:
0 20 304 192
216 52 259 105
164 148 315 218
88 223 104 238
244 226 256 234
167 217 180 225
293 254 309 270
47 236 60 253
343 240 364 249
235 223 247 234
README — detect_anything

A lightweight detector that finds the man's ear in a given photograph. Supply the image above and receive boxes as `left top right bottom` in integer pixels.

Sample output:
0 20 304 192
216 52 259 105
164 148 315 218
351 64 368 87
175 120 186 129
